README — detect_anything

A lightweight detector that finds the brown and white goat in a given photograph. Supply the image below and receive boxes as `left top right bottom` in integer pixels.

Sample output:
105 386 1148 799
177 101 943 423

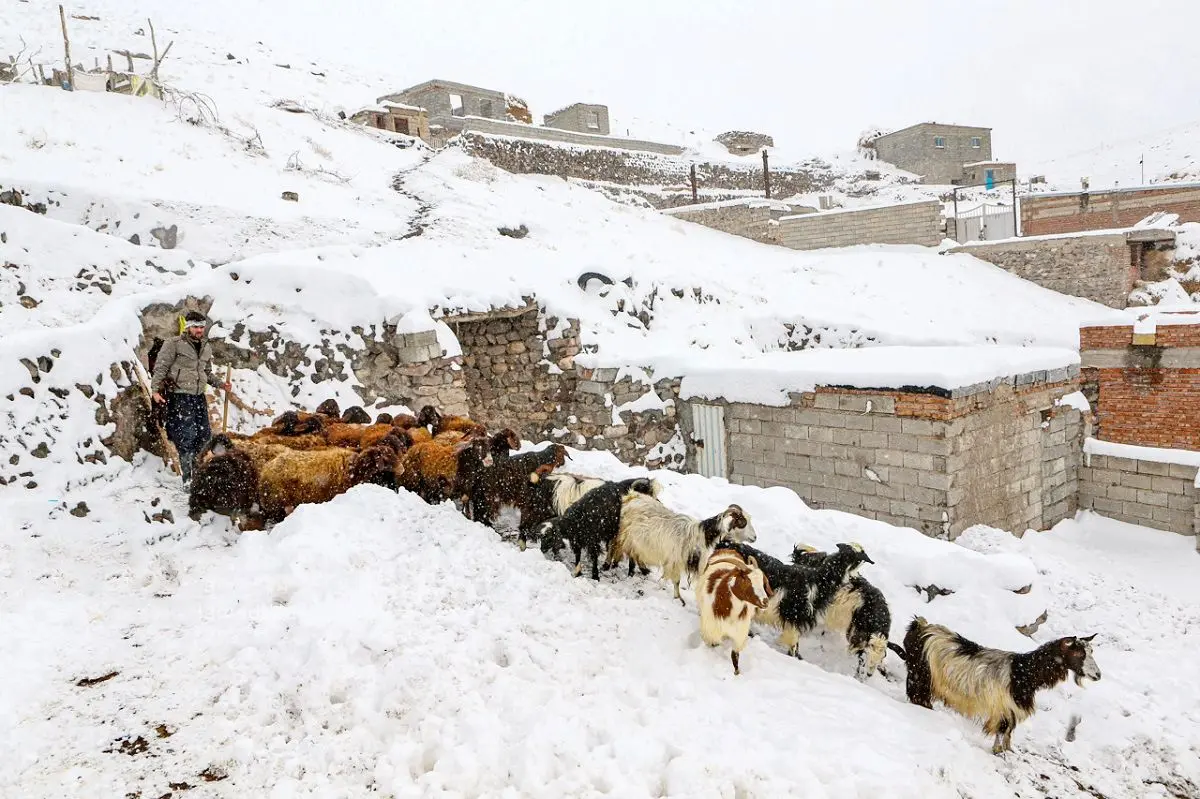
697 548 773 675
610 496 757 605
901 616 1101 754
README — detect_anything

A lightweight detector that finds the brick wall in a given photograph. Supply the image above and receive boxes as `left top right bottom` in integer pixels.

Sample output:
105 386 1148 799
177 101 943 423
1079 450 1198 535
1080 321 1200 449
1021 184 1200 236
699 369 1081 538
949 232 1136 308
773 200 943 251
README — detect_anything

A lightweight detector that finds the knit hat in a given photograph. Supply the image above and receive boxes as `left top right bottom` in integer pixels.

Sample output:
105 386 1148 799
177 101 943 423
184 311 207 326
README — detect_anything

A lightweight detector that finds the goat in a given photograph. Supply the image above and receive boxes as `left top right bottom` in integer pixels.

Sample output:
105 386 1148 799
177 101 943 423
507 472 609 551
257 442 402 521
533 477 657 580
697 548 774 675
900 617 1101 754
315 398 341 418
791 543 894 680
341 406 372 424
724 542 873 659
399 436 493 504
466 443 571 529
416 404 488 438
611 497 757 605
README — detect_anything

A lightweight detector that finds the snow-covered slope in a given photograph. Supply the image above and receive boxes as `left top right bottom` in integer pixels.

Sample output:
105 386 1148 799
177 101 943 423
1031 118 1200 192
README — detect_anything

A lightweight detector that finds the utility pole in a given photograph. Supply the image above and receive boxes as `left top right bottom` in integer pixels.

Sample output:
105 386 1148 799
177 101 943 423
762 149 771 199
690 163 698 203
1140 153 1145 185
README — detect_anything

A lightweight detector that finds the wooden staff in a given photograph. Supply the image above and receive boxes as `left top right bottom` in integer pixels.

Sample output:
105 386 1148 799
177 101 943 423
58 5 74 90
221 365 232 432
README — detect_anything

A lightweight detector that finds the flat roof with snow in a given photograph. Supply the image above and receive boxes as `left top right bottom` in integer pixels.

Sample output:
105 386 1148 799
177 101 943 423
677 346 1080 406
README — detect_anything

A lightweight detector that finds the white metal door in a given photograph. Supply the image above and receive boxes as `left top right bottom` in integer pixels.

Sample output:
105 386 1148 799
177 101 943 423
691 403 727 479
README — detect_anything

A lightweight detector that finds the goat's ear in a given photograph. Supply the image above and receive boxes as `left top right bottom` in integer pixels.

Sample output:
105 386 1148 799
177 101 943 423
745 555 759 570
1081 633 1097 642
794 543 818 553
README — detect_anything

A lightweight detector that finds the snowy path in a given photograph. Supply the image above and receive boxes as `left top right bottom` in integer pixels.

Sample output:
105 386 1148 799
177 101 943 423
3 454 1197 798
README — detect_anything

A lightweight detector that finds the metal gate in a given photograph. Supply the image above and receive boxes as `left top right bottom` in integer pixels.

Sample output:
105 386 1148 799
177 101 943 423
690 403 728 479
954 202 1016 243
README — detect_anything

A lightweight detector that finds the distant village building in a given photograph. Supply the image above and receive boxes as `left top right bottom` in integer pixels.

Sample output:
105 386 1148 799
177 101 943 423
715 131 774 156
873 122 1013 186
543 103 610 135
349 101 431 141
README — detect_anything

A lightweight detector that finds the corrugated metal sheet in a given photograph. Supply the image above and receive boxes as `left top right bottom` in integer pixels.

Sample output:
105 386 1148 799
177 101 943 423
691 403 727 479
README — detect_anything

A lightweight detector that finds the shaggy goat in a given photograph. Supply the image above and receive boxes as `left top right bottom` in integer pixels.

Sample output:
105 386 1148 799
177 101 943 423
791 543 894 680
697 548 774 675
534 477 657 580
509 472 609 551
901 617 1101 754
188 446 260 525
611 497 757 605
724 542 874 658
257 442 402 521
466 443 571 529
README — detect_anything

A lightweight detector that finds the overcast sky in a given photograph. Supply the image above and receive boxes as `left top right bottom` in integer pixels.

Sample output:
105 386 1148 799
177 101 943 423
165 0 1200 169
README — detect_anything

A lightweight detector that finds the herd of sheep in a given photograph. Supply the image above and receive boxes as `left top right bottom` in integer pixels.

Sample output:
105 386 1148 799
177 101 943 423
186 400 1102 755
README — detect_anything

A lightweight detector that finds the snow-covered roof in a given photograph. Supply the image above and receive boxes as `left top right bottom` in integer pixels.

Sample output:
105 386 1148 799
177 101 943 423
778 197 937 221
674 346 1080 406
962 160 1015 168
660 197 799 215
380 100 426 113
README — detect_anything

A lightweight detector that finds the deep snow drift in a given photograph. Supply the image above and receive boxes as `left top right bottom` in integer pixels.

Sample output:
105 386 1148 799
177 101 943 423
3 447 1198 798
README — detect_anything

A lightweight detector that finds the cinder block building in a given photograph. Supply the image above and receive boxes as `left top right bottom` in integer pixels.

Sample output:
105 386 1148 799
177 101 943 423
874 122 995 185
543 103 610 136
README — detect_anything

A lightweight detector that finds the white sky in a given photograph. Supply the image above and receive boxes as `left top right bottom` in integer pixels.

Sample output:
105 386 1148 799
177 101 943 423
123 0 1200 170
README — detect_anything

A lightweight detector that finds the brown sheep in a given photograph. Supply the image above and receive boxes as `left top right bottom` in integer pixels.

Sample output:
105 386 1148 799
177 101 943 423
341 406 372 424
416 405 488 439
399 436 493 504
258 442 402 521
391 413 420 430
375 412 394 425
262 409 327 436
322 422 404 450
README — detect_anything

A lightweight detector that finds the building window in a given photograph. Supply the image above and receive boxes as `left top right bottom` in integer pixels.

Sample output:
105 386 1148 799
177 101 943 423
586 110 600 130
933 136 946 148
479 98 494 118
971 136 982 148
449 93 464 116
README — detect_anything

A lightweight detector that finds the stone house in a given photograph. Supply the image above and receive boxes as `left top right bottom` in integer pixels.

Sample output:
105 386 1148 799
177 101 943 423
382 79 508 141
543 103 610 136
873 122 997 185
349 100 431 141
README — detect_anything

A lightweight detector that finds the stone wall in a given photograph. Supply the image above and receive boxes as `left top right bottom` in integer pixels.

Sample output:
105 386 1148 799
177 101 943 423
662 198 814 244
456 117 684 155
690 369 1081 538
773 199 943 251
949 232 1137 309
1079 447 1199 535
1021 183 1200 236
458 134 832 208
568 367 683 469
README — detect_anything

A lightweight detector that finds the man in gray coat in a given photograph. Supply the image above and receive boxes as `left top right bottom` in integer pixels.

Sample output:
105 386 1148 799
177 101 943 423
151 311 231 483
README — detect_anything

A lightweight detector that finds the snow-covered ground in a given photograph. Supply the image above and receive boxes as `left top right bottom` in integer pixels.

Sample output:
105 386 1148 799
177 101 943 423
4 446 1198 798
3 3 1200 797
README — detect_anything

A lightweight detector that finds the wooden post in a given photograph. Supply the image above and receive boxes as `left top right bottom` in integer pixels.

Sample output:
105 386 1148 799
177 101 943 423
762 149 771 199
690 164 698 203
147 18 159 80
106 53 112 73
58 5 74 89
222 365 232 432
124 51 134 71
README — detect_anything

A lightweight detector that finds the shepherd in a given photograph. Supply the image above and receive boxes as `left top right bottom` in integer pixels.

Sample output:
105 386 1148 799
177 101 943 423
150 311 232 483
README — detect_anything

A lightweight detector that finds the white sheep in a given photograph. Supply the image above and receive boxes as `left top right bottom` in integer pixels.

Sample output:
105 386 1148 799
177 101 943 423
609 494 757 605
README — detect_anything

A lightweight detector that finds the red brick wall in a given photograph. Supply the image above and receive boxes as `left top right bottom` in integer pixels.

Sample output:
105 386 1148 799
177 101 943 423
1022 185 1200 236
1092 367 1200 449
1081 322 1200 449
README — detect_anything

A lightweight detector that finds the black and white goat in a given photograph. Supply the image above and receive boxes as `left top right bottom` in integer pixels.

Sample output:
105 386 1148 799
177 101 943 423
791 543 893 680
901 616 1101 754
610 496 758 605
534 477 658 580
724 542 874 658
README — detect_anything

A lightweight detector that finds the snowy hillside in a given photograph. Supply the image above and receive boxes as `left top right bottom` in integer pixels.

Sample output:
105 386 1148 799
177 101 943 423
3 3 1199 798
1031 118 1200 192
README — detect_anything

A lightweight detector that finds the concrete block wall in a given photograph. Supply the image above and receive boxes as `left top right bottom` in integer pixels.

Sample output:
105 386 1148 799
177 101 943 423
714 371 1081 539
1021 183 1200 236
949 232 1135 309
663 199 812 244
773 200 942 251
1079 454 1199 535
